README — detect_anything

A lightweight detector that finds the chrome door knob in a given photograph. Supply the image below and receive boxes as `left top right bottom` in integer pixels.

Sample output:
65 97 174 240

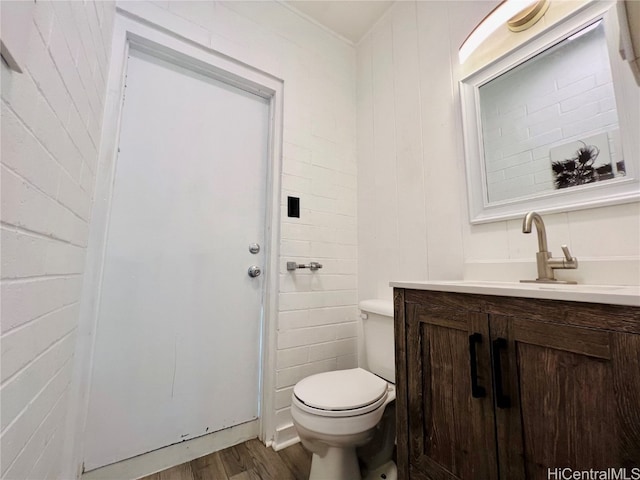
248 266 262 278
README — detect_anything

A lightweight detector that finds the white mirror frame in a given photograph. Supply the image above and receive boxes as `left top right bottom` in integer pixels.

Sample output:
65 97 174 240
460 1 639 224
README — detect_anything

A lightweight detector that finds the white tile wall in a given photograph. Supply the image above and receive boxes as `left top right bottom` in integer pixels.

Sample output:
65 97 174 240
357 0 640 294
0 2 115 479
110 0 358 449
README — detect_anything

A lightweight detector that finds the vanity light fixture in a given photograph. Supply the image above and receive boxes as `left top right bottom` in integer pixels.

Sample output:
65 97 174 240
459 0 549 64
507 0 550 32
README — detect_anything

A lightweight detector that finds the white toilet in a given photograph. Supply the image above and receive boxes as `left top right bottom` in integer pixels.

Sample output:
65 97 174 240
291 300 397 480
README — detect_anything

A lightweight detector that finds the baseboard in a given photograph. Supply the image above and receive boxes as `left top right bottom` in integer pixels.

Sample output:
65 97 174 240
272 423 299 452
82 420 259 480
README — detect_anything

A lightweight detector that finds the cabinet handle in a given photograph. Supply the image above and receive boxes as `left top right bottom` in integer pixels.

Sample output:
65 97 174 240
492 338 511 409
468 333 486 398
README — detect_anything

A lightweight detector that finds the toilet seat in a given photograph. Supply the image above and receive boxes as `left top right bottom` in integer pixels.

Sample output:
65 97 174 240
293 368 389 418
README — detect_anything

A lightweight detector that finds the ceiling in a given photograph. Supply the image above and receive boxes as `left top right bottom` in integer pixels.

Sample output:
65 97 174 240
285 1 395 44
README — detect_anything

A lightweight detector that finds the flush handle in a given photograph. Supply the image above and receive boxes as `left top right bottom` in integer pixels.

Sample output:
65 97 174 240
287 261 323 271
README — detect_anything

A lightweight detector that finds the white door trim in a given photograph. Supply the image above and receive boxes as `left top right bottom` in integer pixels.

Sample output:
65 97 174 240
65 11 282 478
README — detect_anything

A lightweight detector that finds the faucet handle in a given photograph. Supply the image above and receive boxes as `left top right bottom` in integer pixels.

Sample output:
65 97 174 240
560 245 578 268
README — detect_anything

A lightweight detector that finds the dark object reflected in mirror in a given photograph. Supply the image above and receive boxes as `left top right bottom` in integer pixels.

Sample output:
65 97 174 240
550 135 626 189
552 143 600 189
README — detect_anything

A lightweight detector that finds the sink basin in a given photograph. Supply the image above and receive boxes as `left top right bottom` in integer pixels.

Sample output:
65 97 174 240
388 280 640 307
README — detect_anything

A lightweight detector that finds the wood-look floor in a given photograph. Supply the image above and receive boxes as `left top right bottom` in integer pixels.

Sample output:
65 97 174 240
139 439 311 480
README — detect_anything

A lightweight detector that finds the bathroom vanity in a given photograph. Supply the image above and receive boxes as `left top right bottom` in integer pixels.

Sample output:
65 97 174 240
391 281 640 480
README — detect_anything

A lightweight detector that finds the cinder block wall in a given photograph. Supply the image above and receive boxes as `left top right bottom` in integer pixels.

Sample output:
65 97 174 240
0 2 115 478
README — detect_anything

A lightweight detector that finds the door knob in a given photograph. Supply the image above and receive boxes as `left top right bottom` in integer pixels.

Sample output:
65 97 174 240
248 266 262 278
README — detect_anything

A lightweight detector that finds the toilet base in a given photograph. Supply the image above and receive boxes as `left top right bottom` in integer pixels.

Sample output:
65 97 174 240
309 446 360 480
363 460 397 480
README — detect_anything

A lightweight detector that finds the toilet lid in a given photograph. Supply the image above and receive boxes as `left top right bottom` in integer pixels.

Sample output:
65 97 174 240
293 368 388 411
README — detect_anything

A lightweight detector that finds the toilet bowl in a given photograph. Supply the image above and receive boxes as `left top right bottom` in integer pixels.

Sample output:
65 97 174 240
291 368 395 480
291 300 396 480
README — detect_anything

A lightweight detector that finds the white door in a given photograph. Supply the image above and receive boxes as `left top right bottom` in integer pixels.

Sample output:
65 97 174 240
83 48 269 470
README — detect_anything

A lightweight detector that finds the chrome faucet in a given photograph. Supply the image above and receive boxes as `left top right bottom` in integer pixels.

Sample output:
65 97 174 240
521 212 578 284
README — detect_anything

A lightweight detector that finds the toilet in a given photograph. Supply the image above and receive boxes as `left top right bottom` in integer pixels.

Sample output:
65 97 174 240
291 300 397 480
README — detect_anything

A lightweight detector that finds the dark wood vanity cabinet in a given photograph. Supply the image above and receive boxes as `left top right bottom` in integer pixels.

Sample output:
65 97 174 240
393 289 640 480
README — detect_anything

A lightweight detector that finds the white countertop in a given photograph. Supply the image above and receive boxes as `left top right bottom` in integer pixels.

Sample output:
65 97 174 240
389 280 640 307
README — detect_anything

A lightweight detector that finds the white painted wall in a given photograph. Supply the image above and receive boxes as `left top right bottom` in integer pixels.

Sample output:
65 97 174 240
88 0 359 451
0 1 115 479
357 1 640 297
357 0 472 301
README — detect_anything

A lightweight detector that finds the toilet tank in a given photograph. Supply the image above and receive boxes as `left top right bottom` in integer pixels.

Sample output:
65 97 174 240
359 299 395 384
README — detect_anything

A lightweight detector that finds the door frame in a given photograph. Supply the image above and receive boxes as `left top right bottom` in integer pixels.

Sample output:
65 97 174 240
67 10 283 476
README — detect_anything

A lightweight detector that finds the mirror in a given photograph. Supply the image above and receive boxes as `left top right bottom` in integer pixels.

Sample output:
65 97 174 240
461 2 639 223
480 21 624 203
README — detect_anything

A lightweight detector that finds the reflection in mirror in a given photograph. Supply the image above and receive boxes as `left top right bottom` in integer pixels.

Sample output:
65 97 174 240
479 20 624 203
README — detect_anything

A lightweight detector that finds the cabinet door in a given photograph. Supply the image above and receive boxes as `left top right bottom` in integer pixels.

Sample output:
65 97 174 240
405 302 499 480
491 315 640 479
